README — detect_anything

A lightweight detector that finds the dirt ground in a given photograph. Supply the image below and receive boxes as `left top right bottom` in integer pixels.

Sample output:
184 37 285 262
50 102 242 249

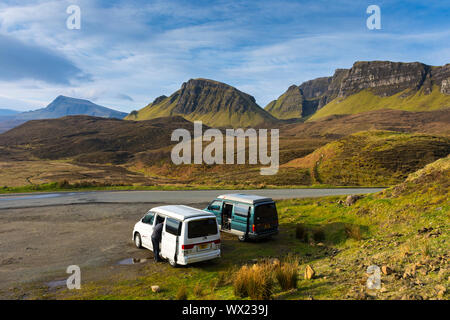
0 202 207 299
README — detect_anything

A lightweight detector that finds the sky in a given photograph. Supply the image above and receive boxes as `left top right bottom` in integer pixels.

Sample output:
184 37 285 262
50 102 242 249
0 0 449 112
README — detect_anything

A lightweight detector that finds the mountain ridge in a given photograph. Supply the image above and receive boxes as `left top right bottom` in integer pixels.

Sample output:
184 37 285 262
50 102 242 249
15 95 127 120
0 96 127 133
126 78 278 128
266 61 450 121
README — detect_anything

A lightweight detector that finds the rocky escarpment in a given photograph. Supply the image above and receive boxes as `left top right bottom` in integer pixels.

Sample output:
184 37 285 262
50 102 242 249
172 78 259 115
266 61 450 120
327 61 450 99
126 78 278 128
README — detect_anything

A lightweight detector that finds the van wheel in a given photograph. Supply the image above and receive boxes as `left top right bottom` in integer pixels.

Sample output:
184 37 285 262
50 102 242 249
168 258 177 267
238 234 248 242
134 233 142 249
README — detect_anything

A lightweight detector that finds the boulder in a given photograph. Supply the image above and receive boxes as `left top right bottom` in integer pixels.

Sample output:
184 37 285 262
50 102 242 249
345 195 363 206
151 285 160 293
304 265 315 280
381 265 392 275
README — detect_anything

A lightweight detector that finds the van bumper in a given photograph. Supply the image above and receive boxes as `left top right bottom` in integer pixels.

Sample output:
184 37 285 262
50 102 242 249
248 229 278 240
177 249 221 265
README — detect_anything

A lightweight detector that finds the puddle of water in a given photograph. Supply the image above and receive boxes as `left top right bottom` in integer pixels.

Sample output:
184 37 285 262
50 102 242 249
45 279 67 289
117 258 148 265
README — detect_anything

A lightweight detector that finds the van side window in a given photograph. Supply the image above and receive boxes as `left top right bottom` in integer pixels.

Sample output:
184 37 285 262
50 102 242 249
142 212 154 224
165 217 181 236
208 200 222 212
234 203 250 217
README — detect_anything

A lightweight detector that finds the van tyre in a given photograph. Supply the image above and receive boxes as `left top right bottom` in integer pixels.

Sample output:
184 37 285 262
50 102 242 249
134 233 142 249
168 258 177 267
238 234 248 242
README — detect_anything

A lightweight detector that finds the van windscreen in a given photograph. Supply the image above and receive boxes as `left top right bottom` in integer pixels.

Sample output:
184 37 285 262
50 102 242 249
254 203 278 223
188 218 218 239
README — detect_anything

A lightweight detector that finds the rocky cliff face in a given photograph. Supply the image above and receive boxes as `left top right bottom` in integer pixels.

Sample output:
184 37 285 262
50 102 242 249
321 61 450 100
172 78 259 115
267 61 450 120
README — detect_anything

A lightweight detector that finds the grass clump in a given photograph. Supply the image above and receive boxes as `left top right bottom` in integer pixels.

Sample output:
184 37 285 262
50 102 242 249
175 285 188 300
193 283 204 297
275 257 299 291
345 224 363 241
312 228 326 242
233 263 274 300
295 223 308 242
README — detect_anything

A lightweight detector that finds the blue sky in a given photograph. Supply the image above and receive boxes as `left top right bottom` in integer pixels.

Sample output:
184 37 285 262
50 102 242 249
0 0 449 112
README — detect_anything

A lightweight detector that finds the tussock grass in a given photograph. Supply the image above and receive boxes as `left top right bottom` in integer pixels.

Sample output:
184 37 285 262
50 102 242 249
345 224 363 241
275 256 299 291
193 283 204 297
233 263 274 300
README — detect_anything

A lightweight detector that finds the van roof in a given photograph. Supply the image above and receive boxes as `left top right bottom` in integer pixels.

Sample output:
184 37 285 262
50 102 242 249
153 205 215 221
217 193 273 205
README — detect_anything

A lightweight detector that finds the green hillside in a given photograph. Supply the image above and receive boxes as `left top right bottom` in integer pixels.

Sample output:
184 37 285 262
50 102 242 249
284 131 450 186
265 85 305 119
309 86 450 120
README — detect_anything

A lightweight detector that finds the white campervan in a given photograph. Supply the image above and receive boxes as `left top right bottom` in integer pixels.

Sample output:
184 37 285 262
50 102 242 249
132 205 221 266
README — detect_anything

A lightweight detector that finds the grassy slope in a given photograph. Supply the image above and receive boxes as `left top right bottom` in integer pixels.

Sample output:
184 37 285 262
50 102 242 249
284 131 450 186
126 90 276 129
264 93 303 120
309 86 450 120
38 156 449 300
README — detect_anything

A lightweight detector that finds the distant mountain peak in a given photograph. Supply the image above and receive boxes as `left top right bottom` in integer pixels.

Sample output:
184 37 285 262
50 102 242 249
12 96 127 121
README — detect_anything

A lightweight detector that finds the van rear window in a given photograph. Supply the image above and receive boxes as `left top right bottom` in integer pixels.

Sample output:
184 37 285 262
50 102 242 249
188 218 218 239
254 203 278 223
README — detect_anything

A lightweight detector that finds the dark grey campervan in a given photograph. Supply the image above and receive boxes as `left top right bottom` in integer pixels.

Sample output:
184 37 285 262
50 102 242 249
204 194 278 241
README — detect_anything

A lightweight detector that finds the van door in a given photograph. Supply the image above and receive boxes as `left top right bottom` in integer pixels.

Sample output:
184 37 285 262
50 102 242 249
222 203 233 230
231 203 251 236
206 200 223 225
161 217 181 263
140 211 155 248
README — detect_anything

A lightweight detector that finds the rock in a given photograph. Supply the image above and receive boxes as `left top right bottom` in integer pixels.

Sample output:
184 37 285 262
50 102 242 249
441 78 450 95
381 265 392 275
304 265 316 280
271 258 280 266
151 285 160 293
345 195 363 206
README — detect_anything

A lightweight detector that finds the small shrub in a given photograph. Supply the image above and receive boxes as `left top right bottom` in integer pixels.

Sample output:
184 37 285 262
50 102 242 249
312 228 325 242
193 282 204 297
233 263 274 300
209 279 217 292
295 224 308 242
57 179 71 188
175 285 188 300
421 244 432 257
216 270 233 287
345 225 362 241
275 259 299 291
